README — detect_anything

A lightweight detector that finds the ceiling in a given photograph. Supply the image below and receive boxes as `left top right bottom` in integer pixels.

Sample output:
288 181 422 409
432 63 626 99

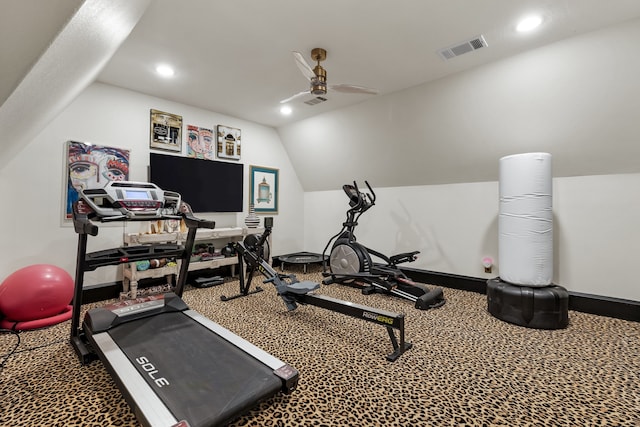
4 0 640 130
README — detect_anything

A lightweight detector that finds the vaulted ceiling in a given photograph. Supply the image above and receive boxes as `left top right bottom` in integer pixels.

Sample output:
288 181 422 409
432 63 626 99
3 0 640 175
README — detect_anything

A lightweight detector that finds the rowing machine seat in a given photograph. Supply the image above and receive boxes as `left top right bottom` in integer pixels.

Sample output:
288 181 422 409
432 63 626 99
284 281 320 294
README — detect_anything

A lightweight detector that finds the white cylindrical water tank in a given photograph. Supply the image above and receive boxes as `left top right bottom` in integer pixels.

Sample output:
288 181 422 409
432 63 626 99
498 152 553 286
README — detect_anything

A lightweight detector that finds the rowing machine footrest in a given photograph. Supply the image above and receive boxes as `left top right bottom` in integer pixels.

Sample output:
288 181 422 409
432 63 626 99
415 287 445 310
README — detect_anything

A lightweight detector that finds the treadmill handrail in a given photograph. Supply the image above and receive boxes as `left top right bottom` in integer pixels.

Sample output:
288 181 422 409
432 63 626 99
70 199 215 347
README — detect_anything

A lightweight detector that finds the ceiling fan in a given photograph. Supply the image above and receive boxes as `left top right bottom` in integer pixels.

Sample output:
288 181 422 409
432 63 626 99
280 48 379 104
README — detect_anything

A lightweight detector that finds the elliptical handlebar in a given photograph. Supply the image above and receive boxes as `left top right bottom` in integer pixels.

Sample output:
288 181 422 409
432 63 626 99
343 183 361 209
363 180 376 205
322 180 378 272
343 181 376 214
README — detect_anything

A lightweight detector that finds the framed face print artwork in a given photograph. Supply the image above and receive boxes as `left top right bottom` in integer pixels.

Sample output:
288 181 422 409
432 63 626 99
64 141 130 220
186 125 215 160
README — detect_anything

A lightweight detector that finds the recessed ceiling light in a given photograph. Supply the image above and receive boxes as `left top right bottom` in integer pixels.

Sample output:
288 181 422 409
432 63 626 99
155 64 175 77
280 105 292 115
517 15 543 32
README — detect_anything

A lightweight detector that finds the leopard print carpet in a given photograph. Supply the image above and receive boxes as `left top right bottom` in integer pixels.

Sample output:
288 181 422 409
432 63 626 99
1 265 639 426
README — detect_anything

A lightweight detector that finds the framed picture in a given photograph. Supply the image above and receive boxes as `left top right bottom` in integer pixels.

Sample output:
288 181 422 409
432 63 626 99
186 124 215 159
216 125 241 160
150 109 182 152
249 165 278 214
64 141 130 220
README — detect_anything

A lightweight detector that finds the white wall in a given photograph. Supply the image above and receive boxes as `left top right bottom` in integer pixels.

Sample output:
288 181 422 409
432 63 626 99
305 174 640 302
553 174 640 299
1 87 637 301
0 82 305 286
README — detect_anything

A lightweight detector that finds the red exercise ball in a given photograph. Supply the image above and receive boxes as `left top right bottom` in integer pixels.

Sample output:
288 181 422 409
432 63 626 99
0 264 74 322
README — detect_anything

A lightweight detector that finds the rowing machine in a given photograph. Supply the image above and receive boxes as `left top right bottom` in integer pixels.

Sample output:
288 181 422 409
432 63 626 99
221 217 412 362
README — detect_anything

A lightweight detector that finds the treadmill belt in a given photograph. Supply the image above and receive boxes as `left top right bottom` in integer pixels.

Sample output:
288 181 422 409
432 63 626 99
108 311 282 426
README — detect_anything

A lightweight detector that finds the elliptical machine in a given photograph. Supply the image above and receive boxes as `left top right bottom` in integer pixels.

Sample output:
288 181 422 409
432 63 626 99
322 181 445 310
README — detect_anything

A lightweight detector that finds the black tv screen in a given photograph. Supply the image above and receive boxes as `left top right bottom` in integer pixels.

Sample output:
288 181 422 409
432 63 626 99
149 153 243 212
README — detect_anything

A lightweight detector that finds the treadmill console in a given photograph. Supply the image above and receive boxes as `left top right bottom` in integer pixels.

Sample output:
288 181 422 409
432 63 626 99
80 181 181 220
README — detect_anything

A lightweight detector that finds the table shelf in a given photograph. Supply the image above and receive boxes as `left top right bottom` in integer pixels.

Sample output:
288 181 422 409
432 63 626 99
122 227 267 298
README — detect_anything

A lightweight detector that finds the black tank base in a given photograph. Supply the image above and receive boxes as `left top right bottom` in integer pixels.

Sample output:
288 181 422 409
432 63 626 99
487 278 569 330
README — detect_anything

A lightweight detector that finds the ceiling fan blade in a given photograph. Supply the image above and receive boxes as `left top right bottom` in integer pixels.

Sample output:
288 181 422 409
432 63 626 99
280 90 311 104
329 84 379 95
292 51 317 81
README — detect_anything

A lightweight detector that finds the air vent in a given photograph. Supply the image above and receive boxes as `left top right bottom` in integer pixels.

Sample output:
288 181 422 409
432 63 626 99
438 35 488 60
304 96 328 106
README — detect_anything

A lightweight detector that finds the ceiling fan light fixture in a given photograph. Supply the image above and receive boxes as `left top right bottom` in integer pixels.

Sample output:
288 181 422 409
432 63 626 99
311 63 327 94
311 82 327 95
282 47 379 103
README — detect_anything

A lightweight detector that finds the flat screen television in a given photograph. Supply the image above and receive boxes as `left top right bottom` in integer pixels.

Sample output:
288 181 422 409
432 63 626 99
149 153 243 212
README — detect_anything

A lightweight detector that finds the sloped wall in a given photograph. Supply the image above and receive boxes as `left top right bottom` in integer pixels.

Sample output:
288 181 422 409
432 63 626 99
279 18 640 192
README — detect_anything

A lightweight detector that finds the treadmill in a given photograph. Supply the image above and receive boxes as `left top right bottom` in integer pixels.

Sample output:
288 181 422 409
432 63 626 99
69 181 298 427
